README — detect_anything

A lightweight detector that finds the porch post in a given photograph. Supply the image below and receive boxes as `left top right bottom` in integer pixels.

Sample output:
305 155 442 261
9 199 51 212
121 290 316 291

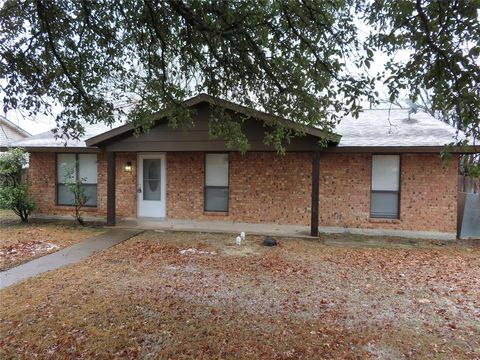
107 151 116 226
310 151 320 236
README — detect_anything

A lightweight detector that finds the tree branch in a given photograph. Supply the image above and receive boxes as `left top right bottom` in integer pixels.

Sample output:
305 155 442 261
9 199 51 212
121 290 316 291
35 0 90 104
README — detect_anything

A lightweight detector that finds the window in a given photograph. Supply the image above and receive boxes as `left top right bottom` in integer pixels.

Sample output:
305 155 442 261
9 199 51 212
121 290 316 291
142 159 161 201
204 153 229 212
57 153 98 206
370 155 400 219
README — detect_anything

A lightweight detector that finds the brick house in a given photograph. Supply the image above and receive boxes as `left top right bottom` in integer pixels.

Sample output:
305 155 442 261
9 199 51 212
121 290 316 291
6 94 477 239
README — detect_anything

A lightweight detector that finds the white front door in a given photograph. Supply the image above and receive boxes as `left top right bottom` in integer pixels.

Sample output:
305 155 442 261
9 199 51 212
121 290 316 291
137 153 166 218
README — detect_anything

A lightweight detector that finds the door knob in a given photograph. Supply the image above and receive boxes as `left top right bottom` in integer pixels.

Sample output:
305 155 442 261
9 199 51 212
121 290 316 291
137 187 142 193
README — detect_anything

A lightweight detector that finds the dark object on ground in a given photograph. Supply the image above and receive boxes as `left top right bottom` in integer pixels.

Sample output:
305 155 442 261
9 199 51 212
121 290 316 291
263 237 277 247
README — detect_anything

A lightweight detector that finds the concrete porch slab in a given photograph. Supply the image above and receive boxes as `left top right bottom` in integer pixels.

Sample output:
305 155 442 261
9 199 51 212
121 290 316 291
115 219 456 240
116 218 313 238
27 215 456 241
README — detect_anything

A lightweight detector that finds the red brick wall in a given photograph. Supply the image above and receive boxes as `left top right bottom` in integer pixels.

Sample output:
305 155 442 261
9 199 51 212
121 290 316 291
28 151 458 233
96 152 107 215
28 152 57 215
229 152 311 224
396 153 457 232
167 152 205 218
28 152 107 217
166 152 312 224
319 153 370 227
28 152 136 219
319 153 458 232
115 153 137 218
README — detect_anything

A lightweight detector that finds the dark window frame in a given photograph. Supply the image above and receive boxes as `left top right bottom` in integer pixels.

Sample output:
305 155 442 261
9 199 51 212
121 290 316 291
370 154 401 219
204 152 230 212
56 153 98 207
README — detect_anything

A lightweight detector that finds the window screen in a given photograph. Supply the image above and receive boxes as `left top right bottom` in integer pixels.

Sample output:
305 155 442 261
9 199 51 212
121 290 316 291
371 155 400 219
57 153 98 206
205 153 229 212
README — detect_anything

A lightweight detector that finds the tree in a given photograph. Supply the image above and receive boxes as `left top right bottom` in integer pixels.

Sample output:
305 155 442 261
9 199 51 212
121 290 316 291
365 0 480 143
0 0 376 152
0 148 35 222
0 1 478 150
416 88 480 177
61 162 90 225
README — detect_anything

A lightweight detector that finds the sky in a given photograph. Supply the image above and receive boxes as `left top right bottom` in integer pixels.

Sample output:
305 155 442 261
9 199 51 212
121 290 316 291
2 108 55 135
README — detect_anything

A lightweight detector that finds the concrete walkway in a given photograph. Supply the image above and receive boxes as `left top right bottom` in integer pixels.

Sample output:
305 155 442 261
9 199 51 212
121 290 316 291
0 229 142 289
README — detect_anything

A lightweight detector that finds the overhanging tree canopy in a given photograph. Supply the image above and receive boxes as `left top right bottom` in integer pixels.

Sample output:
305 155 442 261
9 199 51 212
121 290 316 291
0 0 478 151
365 0 480 144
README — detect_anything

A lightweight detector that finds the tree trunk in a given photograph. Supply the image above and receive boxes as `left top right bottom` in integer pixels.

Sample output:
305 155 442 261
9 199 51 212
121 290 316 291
20 210 28 223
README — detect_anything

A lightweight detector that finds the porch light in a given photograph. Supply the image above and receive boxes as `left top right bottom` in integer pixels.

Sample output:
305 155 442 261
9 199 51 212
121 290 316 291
124 161 132 172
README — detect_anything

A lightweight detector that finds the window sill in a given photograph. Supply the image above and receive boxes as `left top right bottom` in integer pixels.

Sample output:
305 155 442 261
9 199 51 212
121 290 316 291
203 211 229 216
369 218 400 224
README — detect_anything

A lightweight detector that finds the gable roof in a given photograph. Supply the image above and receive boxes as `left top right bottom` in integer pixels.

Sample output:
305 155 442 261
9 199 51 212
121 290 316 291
0 115 31 138
85 93 337 147
5 121 118 151
3 94 477 153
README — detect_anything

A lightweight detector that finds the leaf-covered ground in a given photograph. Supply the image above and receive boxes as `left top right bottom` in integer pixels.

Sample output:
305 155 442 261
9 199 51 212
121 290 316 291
0 210 104 270
0 231 479 359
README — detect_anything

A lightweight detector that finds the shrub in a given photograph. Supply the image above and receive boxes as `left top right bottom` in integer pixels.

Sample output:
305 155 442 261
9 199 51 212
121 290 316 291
0 148 35 222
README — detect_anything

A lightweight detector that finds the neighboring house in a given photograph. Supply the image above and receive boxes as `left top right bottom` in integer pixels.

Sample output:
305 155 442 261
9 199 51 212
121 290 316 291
0 115 31 149
4 94 478 239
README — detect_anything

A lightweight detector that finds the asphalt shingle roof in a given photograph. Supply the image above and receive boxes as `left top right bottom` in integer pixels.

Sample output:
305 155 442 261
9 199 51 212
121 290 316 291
6 108 467 149
336 109 462 147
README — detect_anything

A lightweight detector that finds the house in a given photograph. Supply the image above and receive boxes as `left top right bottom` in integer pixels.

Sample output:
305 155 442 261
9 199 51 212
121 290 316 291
4 94 477 239
0 115 31 149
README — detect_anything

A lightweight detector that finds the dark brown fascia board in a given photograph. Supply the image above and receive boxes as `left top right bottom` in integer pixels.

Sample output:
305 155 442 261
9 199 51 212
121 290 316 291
4 144 477 154
85 123 134 146
85 93 341 146
324 146 479 154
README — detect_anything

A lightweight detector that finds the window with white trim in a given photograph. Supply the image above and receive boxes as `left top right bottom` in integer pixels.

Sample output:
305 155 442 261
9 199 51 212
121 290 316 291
204 153 229 212
370 155 400 219
57 153 98 206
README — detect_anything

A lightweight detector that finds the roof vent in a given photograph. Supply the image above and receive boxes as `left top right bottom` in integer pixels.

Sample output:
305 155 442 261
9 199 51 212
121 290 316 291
402 117 418 124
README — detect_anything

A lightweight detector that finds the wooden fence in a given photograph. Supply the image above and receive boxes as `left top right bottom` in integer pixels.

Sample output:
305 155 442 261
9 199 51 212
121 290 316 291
458 176 480 194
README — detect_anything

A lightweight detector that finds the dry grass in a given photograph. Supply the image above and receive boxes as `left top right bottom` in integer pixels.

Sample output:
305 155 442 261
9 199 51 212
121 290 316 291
0 230 479 359
0 210 104 270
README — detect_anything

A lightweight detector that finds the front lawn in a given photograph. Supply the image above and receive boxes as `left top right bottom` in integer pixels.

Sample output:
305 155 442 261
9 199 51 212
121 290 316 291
0 231 479 358
0 210 104 270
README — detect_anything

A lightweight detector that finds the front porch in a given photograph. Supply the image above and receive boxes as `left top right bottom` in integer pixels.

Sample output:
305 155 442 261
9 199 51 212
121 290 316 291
105 151 322 236
88 97 328 236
